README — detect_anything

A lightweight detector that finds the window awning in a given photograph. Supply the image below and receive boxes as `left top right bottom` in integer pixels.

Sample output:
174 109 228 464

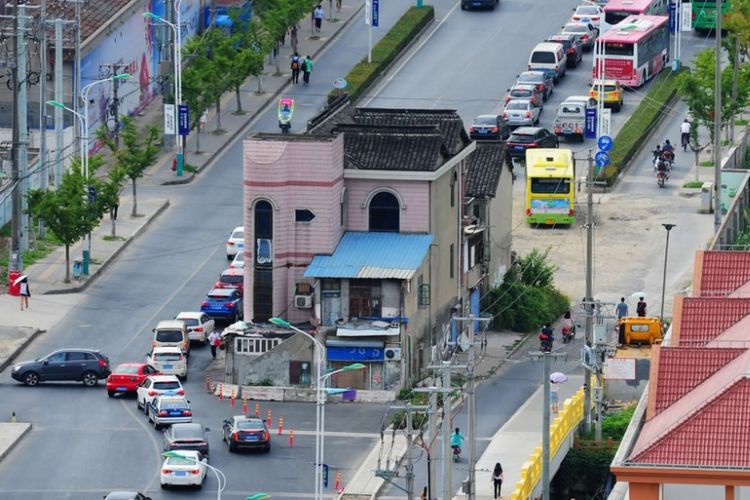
304 231 433 280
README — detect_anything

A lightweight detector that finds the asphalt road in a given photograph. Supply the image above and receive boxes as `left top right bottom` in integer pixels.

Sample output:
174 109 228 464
0 2 412 498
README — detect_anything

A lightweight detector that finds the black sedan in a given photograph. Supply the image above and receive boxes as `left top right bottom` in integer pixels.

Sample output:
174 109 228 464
546 34 583 68
163 422 210 456
222 415 271 452
469 114 511 141
505 127 559 162
11 348 111 387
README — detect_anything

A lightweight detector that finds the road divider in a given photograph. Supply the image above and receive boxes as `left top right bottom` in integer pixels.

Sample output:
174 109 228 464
327 5 435 104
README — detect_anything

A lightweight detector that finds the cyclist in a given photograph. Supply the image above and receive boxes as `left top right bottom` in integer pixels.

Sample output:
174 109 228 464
451 428 465 458
681 118 691 152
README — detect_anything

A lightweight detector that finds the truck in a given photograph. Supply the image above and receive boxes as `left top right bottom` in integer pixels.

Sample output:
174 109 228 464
553 95 591 143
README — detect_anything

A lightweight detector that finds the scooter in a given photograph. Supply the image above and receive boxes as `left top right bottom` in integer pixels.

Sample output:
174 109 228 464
662 150 675 170
278 97 295 134
657 168 667 188
539 334 554 352
452 445 461 462
562 326 575 344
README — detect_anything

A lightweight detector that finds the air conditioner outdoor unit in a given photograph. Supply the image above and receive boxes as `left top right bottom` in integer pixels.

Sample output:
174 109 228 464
384 347 402 361
295 294 313 309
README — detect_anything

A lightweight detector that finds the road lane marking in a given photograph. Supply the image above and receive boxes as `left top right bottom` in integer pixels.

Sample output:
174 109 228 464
361 0 462 106
120 398 164 492
115 245 219 358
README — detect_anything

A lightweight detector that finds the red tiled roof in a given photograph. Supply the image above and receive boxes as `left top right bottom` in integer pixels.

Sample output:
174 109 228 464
677 297 750 346
653 347 746 414
630 378 750 467
698 251 750 297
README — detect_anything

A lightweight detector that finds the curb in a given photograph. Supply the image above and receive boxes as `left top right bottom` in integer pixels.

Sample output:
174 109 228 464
0 328 44 373
0 423 32 463
44 200 170 295
158 3 366 186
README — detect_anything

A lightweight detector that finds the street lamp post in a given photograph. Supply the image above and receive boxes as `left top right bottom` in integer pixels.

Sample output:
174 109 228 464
161 450 227 500
660 224 676 326
270 317 325 500
144 0 184 177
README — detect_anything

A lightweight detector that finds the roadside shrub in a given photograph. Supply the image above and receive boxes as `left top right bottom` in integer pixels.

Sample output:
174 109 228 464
328 6 434 103
601 405 636 441
604 69 682 184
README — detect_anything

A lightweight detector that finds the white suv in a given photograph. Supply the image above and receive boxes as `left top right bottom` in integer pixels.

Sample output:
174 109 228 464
148 347 188 380
136 374 184 412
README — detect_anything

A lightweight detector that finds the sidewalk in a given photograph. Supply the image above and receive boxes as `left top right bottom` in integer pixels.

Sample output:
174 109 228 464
472 375 584 500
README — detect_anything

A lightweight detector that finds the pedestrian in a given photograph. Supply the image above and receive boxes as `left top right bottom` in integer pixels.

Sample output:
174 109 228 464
616 297 628 319
636 297 647 317
336 0 342 11
208 330 221 359
492 462 504 499
420 486 427 500
302 55 313 85
290 24 299 53
290 52 301 84
550 380 560 414
314 4 324 32
18 276 30 310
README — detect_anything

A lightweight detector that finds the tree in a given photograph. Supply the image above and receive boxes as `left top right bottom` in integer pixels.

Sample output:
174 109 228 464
27 161 100 283
677 48 750 175
183 33 224 145
100 116 159 217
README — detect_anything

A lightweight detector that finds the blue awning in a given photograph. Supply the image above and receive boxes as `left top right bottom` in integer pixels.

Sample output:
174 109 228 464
304 231 433 280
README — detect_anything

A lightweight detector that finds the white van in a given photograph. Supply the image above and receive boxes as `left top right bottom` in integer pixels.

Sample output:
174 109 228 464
152 320 191 357
528 42 567 83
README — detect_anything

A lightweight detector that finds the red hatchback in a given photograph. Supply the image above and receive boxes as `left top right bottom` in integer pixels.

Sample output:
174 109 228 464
214 268 244 295
106 363 160 397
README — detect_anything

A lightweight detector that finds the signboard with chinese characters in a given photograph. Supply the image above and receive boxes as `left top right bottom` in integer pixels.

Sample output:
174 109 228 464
603 357 636 380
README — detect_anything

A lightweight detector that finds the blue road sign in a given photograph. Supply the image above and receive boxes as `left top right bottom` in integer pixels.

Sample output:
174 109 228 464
585 108 597 139
595 151 611 168
669 1 677 33
597 135 614 152
372 0 379 27
178 104 190 136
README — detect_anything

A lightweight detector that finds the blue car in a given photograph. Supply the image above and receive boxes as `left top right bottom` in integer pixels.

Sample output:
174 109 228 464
201 288 243 322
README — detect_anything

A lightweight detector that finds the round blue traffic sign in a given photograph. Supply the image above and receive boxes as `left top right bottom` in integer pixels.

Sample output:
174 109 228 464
597 135 614 152
595 151 610 168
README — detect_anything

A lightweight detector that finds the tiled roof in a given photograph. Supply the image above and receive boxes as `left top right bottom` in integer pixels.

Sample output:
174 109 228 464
465 142 507 198
697 251 750 297
307 101 473 169
339 125 445 171
304 231 433 280
652 347 746 414
630 374 750 467
676 297 750 346
29 0 134 47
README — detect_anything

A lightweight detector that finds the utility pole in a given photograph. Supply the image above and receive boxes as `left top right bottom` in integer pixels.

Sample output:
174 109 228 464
73 0 82 157
714 0 722 233
99 63 128 146
442 362 452 500
412 383 449 500
582 151 595 433
53 18 65 188
528 349 567 500
10 0 22 272
18 4 29 256
451 315 491 500
38 0 48 238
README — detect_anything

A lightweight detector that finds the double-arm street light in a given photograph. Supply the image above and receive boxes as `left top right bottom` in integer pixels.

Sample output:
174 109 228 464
144 0 184 176
269 317 366 499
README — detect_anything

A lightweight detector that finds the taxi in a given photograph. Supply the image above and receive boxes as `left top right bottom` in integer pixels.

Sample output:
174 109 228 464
588 79 623 112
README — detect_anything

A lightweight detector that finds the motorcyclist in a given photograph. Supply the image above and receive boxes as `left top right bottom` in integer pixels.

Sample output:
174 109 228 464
539 323 554 351
657 157 669 184
561 311 575 343
652 144 663 170
451 428 465 458
662 139 675 167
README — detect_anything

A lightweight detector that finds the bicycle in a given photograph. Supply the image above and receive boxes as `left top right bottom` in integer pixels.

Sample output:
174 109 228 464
681 132 689 153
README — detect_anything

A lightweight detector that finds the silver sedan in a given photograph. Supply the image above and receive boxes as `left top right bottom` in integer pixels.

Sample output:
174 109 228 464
503 99 541 128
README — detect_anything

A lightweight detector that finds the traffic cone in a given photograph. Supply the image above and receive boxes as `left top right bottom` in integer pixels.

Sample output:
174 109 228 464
267 409 272 428
289 429 295 447
230 393 236 408
255 402 260 417
335 471 342 490
242 396 248 414
219 383 224 401
278 416 284 435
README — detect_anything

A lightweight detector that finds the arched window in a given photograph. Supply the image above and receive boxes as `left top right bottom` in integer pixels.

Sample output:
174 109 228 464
255 200 273 240
369 191 400 232
253 200 273 320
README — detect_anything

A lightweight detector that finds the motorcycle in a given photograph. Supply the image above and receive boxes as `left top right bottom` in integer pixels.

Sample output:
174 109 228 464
562 325 575 344
452 445 461 462
657 168 667 188
539 333 554 352
662 150 675 170
278 97 295 134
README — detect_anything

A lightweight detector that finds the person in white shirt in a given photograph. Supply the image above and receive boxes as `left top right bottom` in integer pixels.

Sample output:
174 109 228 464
681 118 691 152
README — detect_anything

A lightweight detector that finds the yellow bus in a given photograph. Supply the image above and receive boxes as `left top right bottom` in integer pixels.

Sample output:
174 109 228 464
525 148 575 225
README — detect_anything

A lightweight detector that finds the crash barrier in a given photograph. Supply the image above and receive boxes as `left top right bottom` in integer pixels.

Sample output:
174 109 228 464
511 388 585 500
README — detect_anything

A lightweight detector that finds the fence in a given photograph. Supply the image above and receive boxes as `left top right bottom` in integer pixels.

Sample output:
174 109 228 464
511 388 585 500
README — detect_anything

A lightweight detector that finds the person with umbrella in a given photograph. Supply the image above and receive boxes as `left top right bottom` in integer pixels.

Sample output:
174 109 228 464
550 372 568 414
15 275 30 310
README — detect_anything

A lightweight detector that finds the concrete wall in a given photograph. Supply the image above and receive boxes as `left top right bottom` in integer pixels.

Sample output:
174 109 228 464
604 357 651 402
488 165 514 287
243 134 345 321
240 333 315 386
712 126 750 249
345 178 430 232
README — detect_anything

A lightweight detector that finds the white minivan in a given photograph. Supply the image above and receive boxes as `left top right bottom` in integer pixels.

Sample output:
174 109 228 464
528 42 567 83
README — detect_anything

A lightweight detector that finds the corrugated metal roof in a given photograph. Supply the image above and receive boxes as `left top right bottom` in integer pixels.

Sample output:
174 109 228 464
304 232 433 279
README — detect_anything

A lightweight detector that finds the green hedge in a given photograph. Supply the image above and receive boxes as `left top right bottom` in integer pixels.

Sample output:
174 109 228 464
328 5 434 104
603 69 683 184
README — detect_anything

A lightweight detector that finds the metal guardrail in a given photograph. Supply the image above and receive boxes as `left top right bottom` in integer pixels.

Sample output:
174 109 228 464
511 388 585 500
